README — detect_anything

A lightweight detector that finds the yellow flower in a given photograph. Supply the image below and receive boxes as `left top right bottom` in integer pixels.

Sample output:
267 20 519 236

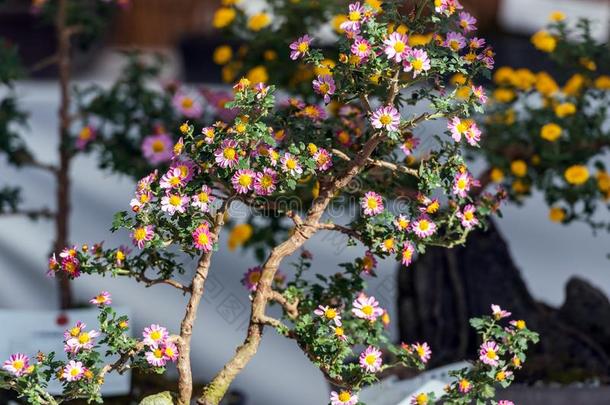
221 63 239 84
554 102 576 118
531 30 557 53
414 393 428 405
563 74 585 96
596 171 610 192
456 86 472 99
228 224 253 251
540 123 562 142
408 33 432 46
221 0 241 5
213 7 236 29
263 50 278 61
332 14 348 33
510 160 527 177
549 11 566 22
580 57 596 71
512 180 529 194
493 66 515 85
536 72 559 96
493 88 515 103
365 0 382 12
248 12 271 31
549 207 566 223
450 73 467 86
490 168 504 183
213 45 233 65
564 165 590 185
246 66 269 83
314 59 336 76
514 68 536 90
594 75 610 90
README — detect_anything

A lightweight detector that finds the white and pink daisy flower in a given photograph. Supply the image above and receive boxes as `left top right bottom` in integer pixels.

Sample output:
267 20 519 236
142 324 169 347
130 191 152 211
89 291 112 307
191 185 215 212
445 31 467 51
403 48 431 77
131 225 154 249
63 321 86 341
241 266 262 292
65 328 100 353
254 168 277 196
160 167 185 190
62 360 86 382
201 126 216 144
161 193 190 216
400 135 420 156
214 139 240 168
351 37 372 59
340 2 366 34
172 91 203 119
401 242 415 267
383 32 410 62
352 293 384 321
192 223 213 252
359 346 383 373
162 341 179 362
75 125 96 150
231 169 256 194
141 133 173 165
331 325 348 341
2 353 30 377
471 85 488 104
146 347 167 367
312 75 336 103
170 159 197 183
313 148 333 171
434 0 463 15
479 341 500 366
280 153 303 176
411 215 437 238
412 342 432 363
469 37 486 50
289 35 312 60
314 305 342 326
457 204 479 229
491 304 512 320
394 215 411 231
330 390 358 405
361 191 384 216
361 250 377 274
458 11 477 32
371 105 400 132
453 171 478 198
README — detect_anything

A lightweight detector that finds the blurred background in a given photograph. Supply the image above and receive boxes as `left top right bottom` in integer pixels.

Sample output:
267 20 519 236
0 0 609 404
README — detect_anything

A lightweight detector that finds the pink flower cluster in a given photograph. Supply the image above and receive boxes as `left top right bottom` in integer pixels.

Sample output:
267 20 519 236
142 324 179 367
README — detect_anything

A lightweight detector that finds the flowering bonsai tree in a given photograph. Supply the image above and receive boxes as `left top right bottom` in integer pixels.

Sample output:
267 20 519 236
1 1 539 404
480 14 610 230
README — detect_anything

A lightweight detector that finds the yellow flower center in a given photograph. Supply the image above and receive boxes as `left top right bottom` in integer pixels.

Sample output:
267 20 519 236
238 174 253 187
198 192 209 203
79 127 92 140
349 10 361 21
379 114 392 125
393 41 406 53
383 238 394 250
260 175 273 188
411 59 423 71
286 159 297 170
13 360 24 370
134 228 147 241
154 348 163 359
78 332 90 344
297 42 309 53
70 368 80 376
335 327 345 336
357 43 369 53
365 354 377 365
169 195 182 206
165 347 175 357
486 349 497 359
223 148 236 160
198 233 209 246
150 330 161 341
418 220 430 231
151 140 165 153
362 305 374 316
249 271 261 284
70 327 80 337
324 308 337 319
464 211 474 221
181 97 194 109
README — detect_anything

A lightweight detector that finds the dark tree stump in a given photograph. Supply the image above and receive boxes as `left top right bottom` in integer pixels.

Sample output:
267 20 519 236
397 220 610 382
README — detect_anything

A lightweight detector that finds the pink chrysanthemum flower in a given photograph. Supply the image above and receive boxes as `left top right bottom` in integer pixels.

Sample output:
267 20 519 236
75 125 96 150
170 159 197 182
352 293 384 321
299 104 328 121
241 266 262 292
2 353 30 377
330 390 358 405
160 167 185 190
191 185 215 212
254 83 270 99
312 75 336 103
141 133 173 165
214 139 240 168
471 85 488 104
458 11 477 32
394 215 411 231
371 105 400 132
47 253 60 277
381 237 395 253
453 171 478 198
383 32 410 63
280 153 303 176
115 245 130 266
63 321 86 341
479 46 495 69
469 37 486 50
361 250 377 274
254 168 277 196
314 305 342 326
146 347 167 367
59 246 77 259
130 190 152 211
359 345 383 373
412 215 437 238
201 126 216 144
172 91 203 119
63 360 86 382
400 135 420 156
491 304 512 320
458 378 472 393
231 169 256 194
143 324 169 348
60 255 80 278
401 242 415 267
412 342 432 363
434 0 463 15
131 225 154 249
340 2 366 34
137 171 157 192
457 204 478 229
351 37 372 59
162 341 179 362
289 35 312 60
65 328 100 353
479 341 500 366
192 223 213 252
161 193 189 216
313 148 333 171
89 291 112 307
403 48 431 77
361 191 384 216
202 89 238 121
445 31 467 51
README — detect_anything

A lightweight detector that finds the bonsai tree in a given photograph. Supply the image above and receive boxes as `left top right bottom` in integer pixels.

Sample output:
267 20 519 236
1 1 538 405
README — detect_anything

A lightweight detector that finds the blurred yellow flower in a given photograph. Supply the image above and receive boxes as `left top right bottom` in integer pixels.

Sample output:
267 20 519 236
408 33 432 46
531 31 557 53
263 50 278 61
490 168 504 183
246 66 269 83
213 7 236 29
514 68 536 90
563 74 585 96
596 171 610 192
450 73 467 86
456 86 472 99
579 57 596 71
493 88 515 103
535 72 559 96
510 160 527 177
248 12 271 31
332 15 348 34
213 45 233 65
540 123 562 141
549 11 566 22
228 224 253 251
493 66 514 85
564 165 589 185
549 207 566 223
365 0 383 12
314 59 336 76
554 102 576 118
